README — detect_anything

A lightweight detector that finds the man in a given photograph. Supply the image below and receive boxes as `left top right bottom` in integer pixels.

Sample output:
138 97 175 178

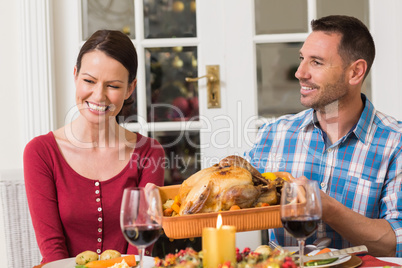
246 15 402 257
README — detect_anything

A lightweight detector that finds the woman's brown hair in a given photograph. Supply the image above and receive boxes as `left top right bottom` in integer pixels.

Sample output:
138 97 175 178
76 30 138 84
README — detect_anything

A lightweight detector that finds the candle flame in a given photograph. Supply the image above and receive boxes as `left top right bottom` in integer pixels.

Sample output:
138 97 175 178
216 214 222 229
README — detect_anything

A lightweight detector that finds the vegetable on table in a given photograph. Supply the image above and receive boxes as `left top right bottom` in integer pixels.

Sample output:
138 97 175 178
75 250 99 265
305 257 338 266
163 207 174 216
100 249 121 260
304 248 338 267
171 203 180 214
85 255 136 268
261 172 277 181
312 248 331 255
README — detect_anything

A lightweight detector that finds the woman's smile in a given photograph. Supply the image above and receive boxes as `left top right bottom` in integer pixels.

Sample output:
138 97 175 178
74 50 132 122
86 101 110 114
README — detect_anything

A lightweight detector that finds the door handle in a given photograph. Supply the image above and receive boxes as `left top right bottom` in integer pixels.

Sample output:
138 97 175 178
185 74 217 83
185 65 221 108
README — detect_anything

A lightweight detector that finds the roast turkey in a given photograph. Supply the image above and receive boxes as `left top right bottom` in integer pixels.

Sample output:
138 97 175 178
177 155 283 215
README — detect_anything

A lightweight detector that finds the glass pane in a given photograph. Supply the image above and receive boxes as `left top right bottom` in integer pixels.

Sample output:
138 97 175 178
150 130 202 258
81 0 135 40
256 42 305 117
143 0 197 38
362 73 372 100
146 47 198 122
153 234 201 258
317 0 369 27
150 131 201 186
255 0 308 34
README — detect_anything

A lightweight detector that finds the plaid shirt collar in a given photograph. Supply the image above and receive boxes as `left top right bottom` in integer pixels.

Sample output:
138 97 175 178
297 94 375 146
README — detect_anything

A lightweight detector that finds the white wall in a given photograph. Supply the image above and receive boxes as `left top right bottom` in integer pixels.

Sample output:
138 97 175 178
53 0 80 129
0 1 22 266
370 0 402 120
0 0 24 171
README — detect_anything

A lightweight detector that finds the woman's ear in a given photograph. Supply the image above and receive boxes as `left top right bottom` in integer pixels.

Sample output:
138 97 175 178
126 79 137 99
73 66 78 79
348 59 367 86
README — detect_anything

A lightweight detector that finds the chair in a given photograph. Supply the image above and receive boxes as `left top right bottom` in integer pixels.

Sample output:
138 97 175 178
0 169 42 268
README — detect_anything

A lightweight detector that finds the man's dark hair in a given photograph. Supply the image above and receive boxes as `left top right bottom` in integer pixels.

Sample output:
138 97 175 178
311 15 375 79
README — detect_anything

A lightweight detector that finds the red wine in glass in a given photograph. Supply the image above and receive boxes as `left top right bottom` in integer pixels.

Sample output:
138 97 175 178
281 216 320 239
280 180 322 268
120 187 163 268
123 224 162 247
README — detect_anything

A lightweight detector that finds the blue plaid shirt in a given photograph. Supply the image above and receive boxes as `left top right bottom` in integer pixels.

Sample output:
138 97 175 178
245 94 402 256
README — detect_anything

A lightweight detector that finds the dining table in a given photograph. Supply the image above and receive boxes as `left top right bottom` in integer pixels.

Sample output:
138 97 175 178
33 254 402 268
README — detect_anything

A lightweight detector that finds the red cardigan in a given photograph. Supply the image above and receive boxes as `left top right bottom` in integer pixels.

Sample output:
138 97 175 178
23 132 165 263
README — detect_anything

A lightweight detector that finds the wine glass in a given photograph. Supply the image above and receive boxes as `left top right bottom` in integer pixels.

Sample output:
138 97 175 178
120 187 163 268
280 180 322 267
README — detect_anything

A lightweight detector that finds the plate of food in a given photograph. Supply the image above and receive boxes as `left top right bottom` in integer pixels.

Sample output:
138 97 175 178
42 254 154 268
282 247 353 268
159 155 295 239
304 254 351 268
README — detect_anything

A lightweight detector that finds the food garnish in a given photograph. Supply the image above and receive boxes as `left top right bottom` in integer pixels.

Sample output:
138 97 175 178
304 258 338 267
75 250 136 268
304 248 338 267
84 255 136 268
153 246 296 268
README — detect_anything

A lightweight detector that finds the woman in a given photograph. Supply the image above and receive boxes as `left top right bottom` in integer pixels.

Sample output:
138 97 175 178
23 30 165 263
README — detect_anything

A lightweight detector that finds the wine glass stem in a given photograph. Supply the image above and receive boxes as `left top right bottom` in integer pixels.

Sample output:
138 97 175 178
138 246 145 268
299 239 305 268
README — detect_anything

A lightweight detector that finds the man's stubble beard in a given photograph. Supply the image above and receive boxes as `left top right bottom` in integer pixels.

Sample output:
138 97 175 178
301 72 348 114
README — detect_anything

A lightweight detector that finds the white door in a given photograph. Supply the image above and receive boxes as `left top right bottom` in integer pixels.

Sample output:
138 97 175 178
220 0 372 248
51 0 399 251
53 0 233 180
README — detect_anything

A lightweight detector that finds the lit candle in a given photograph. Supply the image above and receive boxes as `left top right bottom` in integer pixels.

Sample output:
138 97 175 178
202 214 236 268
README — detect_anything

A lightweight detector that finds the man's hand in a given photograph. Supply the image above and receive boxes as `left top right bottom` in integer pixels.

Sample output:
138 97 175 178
320 190 396 257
